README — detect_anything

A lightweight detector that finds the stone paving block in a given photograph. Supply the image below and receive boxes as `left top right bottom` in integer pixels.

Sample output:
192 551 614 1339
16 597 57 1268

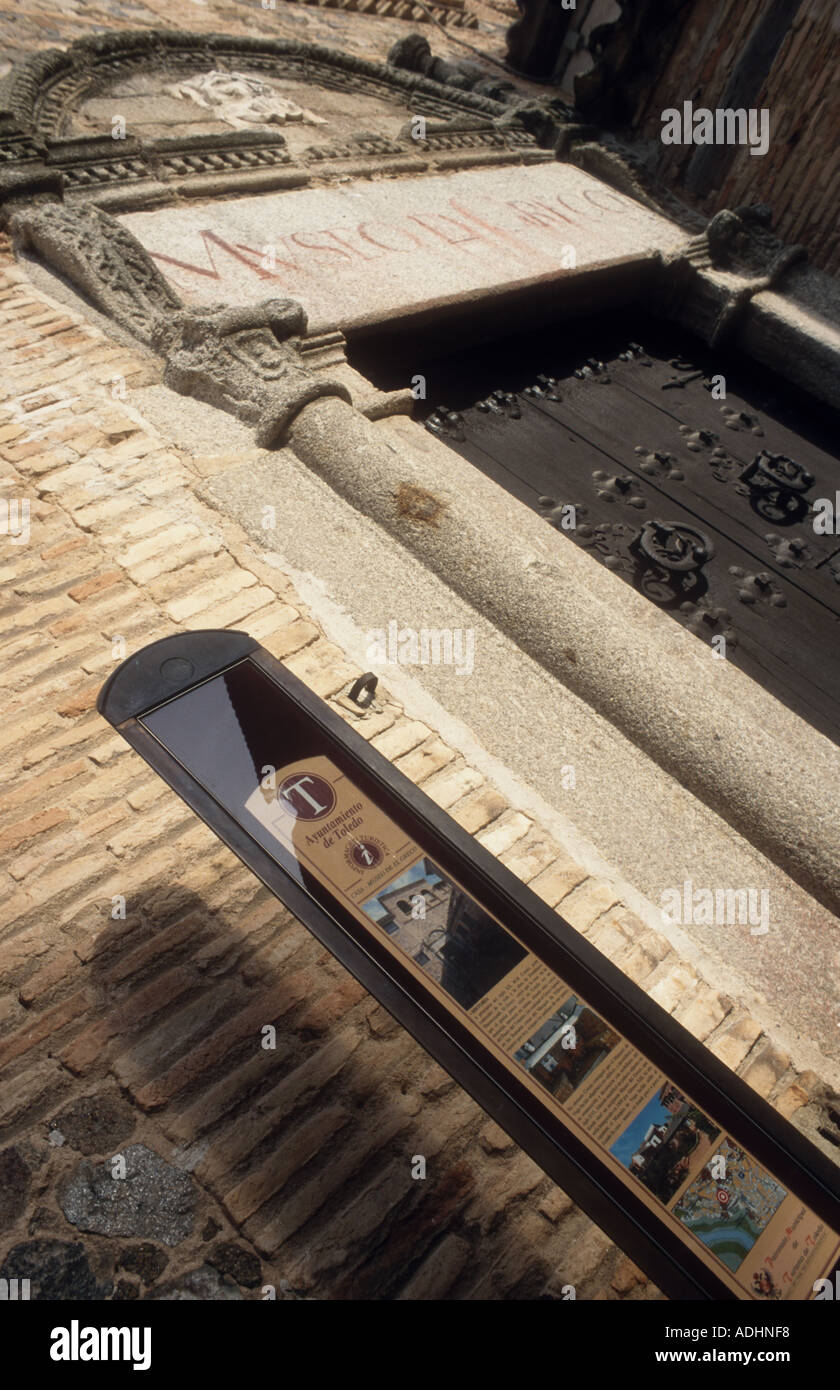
739 1041 791 1099
18 948 79 1006
285 641 357 697
133 975 320 1111
647 963 699 1015
479 1120 516 1154
0 1058 71 1137
527 854 587 907
0 807 70 854
371 719 430 761
537 1188 573 1224
449 786 508 834
586 913 637 962
0 991 91 1071
395 737 456 784
284 1158 409 1290
421 763 484 808
500 837 561 884
476 811 532 857
396 1233 471 1300
261 618 319 659
164 567 256 622
674 985 731 1040
190 1027 361 1167
196 585 276 629
222 1107 350 1224
55 682 103 719
707 1015 764 1072
67 570 124 603
245 1097 416 1256
555 878 621 931
774 1082 811 1119
611 1255 647 1294
543 1219 614 1295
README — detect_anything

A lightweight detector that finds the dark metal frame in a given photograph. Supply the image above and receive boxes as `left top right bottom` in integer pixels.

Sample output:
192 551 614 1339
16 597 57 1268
98 629 840 1301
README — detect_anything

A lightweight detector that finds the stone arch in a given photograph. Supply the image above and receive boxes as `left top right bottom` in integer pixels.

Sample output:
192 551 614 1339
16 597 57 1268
0 30 510 143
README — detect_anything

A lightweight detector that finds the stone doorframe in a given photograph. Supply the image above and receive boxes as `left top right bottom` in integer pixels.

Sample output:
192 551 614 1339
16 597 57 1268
2 31 840 922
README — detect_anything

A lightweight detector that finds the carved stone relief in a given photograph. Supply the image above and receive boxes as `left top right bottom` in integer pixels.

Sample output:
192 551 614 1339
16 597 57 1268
10 200 350 447
164 71 328 131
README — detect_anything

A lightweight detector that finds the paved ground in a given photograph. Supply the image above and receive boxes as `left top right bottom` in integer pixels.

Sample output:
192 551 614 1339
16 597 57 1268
1 0 839 1303
0 253 835 1300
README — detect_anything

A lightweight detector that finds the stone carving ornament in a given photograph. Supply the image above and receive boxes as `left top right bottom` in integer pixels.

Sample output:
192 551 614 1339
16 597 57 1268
0 32 543 449
166 71 328 131
11 201 350 446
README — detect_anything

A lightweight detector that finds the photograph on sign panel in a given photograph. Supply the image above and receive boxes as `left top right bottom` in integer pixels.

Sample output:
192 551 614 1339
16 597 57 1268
610 1084 722 1204
362 857 526 1009
672 1137 787 1278
513 996 620 1103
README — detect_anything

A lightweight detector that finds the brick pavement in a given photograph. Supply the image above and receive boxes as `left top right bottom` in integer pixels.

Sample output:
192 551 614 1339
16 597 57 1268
0 256 833 1299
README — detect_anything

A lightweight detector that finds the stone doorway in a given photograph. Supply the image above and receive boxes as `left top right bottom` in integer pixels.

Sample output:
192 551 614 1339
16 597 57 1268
351 312 840 744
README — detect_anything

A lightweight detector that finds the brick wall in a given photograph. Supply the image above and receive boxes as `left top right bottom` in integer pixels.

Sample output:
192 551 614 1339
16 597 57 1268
635 0 840 276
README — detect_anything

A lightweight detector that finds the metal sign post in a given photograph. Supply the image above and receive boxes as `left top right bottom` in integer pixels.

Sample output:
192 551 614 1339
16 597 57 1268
98 629 840 1301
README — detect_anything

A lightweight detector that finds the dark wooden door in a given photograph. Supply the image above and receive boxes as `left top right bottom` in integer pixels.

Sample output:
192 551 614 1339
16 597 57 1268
420 328 840 745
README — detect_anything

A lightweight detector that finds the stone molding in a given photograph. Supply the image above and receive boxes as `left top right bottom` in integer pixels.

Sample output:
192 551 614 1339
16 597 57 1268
284 0 479 29
285 394 840 922
0 30 541 207
0 32 510 138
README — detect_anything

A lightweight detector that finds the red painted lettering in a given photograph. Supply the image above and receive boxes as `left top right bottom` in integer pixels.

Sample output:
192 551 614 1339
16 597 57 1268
288 231 354 262
581 187 626 215
407 213 480 244
324 229 382 261
507 199 573 229
357 221 422 253
150 229 296 281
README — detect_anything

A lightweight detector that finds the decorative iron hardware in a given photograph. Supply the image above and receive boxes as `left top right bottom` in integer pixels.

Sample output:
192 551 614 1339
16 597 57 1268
633 520 715 572
763 533 811 569
739 452 814 523
633 448 685 481
539 497 587 531
592 471 646 508
573 357 610 381
348 672 379 708
728 567 787 608
630 521 715 604
522 374 562 402
663 369 704 390
681 603 738 649
414 328 840 742
678 425 717 453
425 406 467 440
720 406 764 436
475 390 521 418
